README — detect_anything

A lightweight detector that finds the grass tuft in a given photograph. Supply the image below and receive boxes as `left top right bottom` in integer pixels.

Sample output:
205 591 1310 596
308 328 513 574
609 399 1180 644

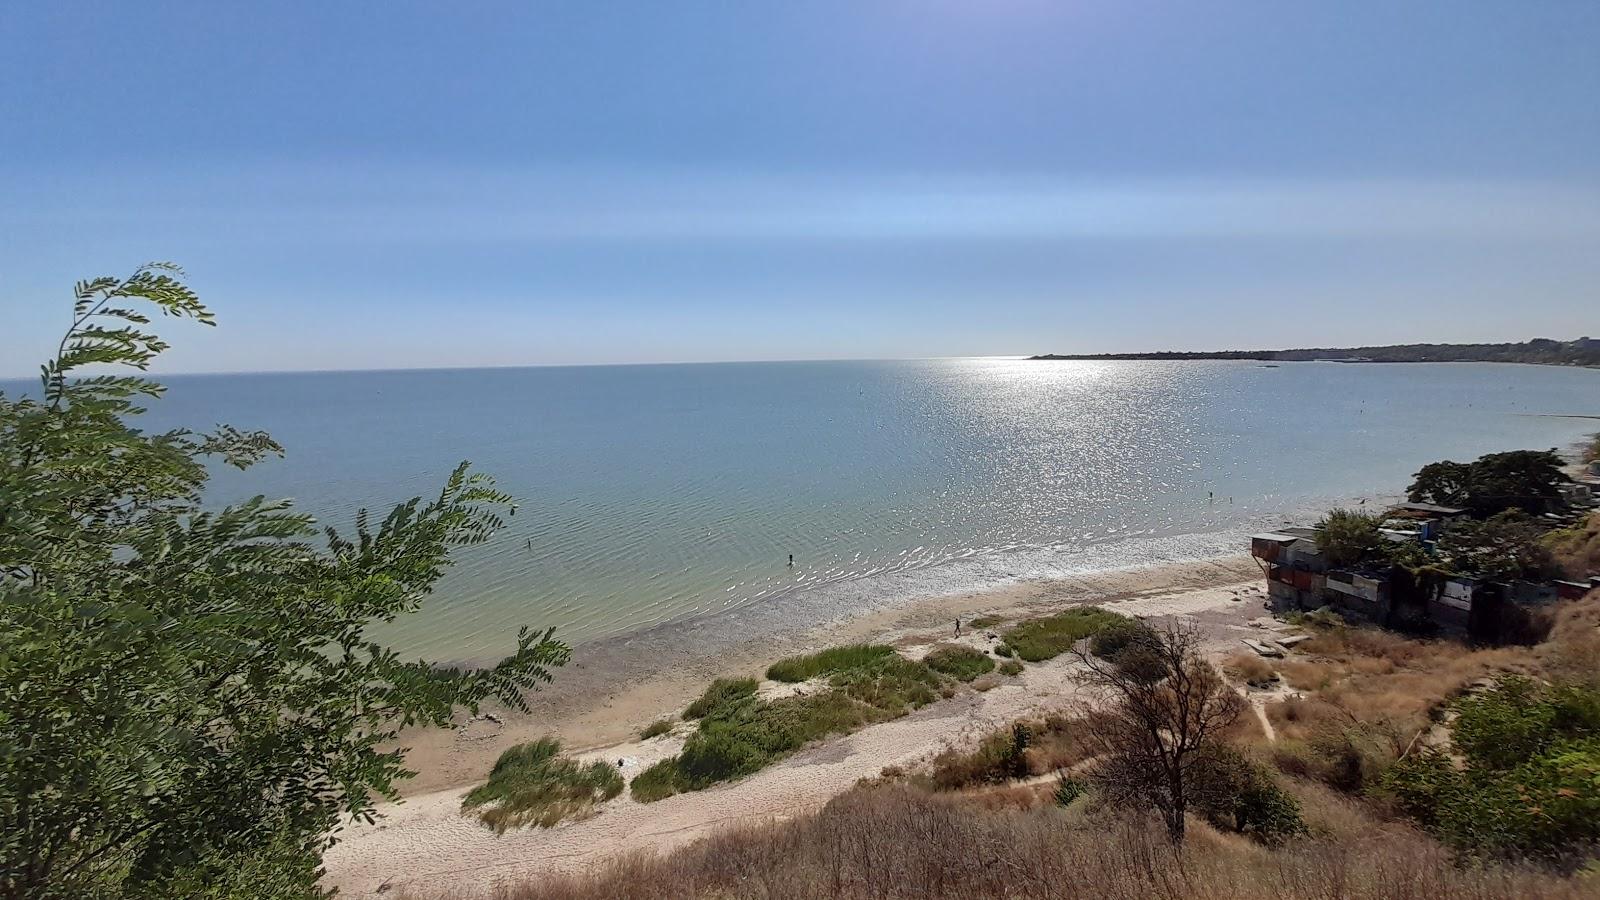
462 738 623 831
640 719 674 740
1002 607 1129 662
998 659 1024 677
923 644 996 682
684 677 758 719
766 644 897 682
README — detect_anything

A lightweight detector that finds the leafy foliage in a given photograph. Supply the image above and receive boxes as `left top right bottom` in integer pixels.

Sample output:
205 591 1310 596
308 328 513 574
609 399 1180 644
1190 745 1305 845
1436 510 1557 582
1408 450 1570 516
461 739 622 831
1315 509 1386 567
0 267 568 898
1380 677 1600 863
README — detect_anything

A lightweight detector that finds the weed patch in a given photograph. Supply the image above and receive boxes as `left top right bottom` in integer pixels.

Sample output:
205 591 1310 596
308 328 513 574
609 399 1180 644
1002 607 1128 662
923 644 995 682
462 738 623 831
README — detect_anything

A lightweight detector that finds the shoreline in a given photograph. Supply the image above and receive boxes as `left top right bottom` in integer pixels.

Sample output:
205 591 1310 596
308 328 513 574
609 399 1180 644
395 551 1262 796
328 561 1269 897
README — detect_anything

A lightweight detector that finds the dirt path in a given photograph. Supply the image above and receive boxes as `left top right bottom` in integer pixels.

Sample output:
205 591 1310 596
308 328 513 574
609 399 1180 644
323 580 1263 898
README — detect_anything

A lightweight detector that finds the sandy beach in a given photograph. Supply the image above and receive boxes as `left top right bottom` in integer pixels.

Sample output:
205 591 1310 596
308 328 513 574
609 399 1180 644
325 553 1268 897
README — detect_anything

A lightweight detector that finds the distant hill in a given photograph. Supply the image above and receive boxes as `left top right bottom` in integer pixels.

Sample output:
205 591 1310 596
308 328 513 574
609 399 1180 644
1029 338 1600 366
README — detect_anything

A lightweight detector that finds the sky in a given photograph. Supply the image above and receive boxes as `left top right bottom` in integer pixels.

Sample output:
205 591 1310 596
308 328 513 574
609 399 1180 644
2 1 1598 374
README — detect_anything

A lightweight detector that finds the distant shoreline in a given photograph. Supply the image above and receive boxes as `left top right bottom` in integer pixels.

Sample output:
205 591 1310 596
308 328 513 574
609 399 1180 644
1028 337 1600 367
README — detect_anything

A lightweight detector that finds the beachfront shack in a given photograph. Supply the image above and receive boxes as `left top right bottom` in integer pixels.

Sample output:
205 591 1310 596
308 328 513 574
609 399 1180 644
1251 529 1327 610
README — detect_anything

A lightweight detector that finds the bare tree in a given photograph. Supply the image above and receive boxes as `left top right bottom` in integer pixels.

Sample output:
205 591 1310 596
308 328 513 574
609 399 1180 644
1072 618 1243 843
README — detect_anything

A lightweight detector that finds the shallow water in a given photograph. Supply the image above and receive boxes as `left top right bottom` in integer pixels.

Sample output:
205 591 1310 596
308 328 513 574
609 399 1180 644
11 358 1595 660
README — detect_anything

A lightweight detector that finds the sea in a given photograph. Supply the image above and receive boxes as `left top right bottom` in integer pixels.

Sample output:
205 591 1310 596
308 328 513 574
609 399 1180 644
10 358 1598 662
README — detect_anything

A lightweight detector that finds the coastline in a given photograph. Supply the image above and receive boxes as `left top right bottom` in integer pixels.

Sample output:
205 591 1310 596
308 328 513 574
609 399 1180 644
395 551 1262 796
330 556 1268 897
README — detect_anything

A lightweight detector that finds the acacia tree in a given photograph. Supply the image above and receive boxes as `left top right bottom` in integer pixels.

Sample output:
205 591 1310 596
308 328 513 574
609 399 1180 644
1072 619 1243 844
0 265 569 898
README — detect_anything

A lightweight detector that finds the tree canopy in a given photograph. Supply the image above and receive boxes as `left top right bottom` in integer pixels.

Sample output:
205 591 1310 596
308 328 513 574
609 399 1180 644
1407 449 1570 516
0 266 568 898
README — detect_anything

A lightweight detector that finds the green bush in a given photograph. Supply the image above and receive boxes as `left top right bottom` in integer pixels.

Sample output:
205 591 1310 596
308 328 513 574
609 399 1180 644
1054 775 1087 807
998 659 1024 677
641 656 947 799
630 758 685 802
683 677 758 719
461 738 623 831
640 719 674 740
1193 745 1306 846
923 644 996 682
1379 678 1600 862
766 644 897 682
969 615 1005 629
1088 618 1159 661
1003 608 1129 662
994 643 1014 658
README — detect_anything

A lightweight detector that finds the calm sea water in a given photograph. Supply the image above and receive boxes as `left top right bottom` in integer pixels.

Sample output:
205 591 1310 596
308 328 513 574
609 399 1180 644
9 359 1597 660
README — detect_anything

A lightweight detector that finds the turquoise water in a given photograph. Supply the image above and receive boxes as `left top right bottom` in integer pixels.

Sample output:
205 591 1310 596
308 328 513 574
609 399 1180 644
11 359 1597 660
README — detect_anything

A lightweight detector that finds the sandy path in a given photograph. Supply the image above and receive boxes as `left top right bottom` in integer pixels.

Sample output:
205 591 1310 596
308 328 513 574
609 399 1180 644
323 580 1261 898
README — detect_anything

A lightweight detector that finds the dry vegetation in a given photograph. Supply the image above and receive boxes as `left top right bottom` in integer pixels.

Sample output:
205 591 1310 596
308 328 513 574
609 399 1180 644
1546 511 1600 580
412 782 1592 900
431 594 1600 897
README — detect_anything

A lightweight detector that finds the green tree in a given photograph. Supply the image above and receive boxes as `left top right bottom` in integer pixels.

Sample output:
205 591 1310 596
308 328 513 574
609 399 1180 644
1315 508 1385 567
0 266 569 898
1408 450 1570 516
1380 677 1600 863
1436 510 1556 582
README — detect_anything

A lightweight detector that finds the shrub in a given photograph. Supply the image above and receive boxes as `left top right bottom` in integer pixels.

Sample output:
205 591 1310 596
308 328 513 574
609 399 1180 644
766 644 897 682
969 615 1005 629
640 719 674 740
1089 618 1159 661
1378 677 1600 862
1053 775 1087 807
923 644 996 682
630 758 685 802
461 738 624 831
1316 509 1386 567
683 677 758 720
993 643 1014 658
1192 745 1306 846
998 659 1024 677
1003 608 1128 662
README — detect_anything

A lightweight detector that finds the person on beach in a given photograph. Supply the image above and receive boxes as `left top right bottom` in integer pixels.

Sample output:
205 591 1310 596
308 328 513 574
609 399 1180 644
788 554 794 567
954 618 961 637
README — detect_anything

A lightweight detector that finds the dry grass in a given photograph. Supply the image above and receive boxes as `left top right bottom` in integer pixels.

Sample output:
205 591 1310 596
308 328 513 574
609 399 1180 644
413 782 1591 900
1539 589 1600 687
1224 652 1279 687
930 714 1094 790
1267 624 1537 748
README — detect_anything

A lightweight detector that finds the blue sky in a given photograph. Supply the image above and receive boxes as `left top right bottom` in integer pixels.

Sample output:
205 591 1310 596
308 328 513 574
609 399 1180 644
2 1 1598 374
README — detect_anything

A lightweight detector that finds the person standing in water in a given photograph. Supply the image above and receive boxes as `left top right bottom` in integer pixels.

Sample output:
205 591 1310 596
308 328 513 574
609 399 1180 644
788 554 793 567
